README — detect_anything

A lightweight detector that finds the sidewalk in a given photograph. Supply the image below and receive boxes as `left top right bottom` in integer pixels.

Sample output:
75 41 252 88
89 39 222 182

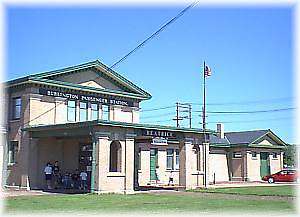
1 189 60 198
209 181 299 188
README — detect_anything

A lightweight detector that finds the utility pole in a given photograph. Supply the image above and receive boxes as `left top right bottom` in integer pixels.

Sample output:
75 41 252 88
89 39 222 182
188 104 192 128
202 60 211 189
173 102 192 128
176 102 180 127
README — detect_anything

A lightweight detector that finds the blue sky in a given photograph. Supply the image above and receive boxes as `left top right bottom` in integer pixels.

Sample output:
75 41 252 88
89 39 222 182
6 4 295 143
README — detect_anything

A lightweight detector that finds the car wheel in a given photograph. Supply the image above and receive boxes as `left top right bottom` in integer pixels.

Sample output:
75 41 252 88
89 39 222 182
268 177 274 183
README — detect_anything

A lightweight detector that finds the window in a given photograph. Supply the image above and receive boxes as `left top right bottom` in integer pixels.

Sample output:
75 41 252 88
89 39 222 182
251 152 257 159
8 141 18 164
273 153 278 159
109 141 122 172
91 103 99 120
137 147 141 170
233 152 242 158
166 149 174 170
79 102 88 121
12 97 21 119
67 100 76 122
102 105 109 120
175 149 179 170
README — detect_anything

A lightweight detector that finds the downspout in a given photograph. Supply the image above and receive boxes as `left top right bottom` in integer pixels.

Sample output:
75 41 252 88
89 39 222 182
90 127 97 193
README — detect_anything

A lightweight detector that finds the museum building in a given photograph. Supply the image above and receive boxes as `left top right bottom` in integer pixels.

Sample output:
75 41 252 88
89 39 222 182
2 60 286 193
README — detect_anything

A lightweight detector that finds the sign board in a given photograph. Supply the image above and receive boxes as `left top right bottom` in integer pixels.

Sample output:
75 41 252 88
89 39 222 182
142 129 176 138
39 88 134 107
151 137 168 146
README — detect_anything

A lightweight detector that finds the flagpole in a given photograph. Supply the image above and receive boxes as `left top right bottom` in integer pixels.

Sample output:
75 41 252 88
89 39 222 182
203 60 206 141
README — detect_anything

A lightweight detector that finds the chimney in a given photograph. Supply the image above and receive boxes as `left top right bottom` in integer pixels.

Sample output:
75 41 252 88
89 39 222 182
217 123 224 139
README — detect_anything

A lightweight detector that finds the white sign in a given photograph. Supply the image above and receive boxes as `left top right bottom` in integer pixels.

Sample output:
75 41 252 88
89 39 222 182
151 137 168 146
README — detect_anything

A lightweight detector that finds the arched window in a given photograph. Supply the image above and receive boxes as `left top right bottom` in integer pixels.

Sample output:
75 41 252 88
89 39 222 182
109 141 122 172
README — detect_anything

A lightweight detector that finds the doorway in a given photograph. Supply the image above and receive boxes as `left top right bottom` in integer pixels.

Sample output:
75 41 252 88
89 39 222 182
78 143 93 191
260 152 270 177
150 148 158 181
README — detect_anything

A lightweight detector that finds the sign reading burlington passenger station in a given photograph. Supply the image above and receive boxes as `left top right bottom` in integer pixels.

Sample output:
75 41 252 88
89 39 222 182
39 88 134 107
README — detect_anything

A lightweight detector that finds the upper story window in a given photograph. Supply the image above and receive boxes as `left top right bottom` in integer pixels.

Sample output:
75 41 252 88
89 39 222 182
79 102 88 121
251 152 257 159
102 105 110 120
67 100 76 122
273 153 278 159
12 97 21 120
91 103 99 120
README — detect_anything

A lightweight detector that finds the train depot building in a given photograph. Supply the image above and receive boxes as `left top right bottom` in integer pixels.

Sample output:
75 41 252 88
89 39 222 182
3 60 286 193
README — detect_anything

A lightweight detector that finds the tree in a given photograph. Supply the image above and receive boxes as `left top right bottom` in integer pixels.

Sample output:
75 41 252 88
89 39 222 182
283 144 297 167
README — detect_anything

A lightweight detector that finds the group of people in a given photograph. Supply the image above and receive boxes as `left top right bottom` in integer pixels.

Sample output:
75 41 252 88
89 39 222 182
44 161 88 191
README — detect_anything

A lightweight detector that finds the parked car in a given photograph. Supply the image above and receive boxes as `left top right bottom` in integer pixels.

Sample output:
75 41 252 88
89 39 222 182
262 169 299 183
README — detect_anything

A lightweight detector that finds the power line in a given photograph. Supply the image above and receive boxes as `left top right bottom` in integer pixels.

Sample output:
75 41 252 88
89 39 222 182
140 112 174 119
201 116 293 124
140 105 175 112
190 96 294 106
24 3 198 126
109 1 199 69
139 96 294 113
194 107 295 114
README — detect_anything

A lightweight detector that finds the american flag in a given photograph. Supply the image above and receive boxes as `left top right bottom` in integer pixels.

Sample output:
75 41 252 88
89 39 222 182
205 65 211 77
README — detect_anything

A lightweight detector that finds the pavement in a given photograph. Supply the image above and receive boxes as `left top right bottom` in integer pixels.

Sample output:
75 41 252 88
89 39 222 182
208 181 299 188
2 182 298 197
1 189 62 198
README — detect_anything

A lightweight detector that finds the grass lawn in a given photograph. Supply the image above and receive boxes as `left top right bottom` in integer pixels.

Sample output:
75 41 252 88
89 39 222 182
4 186 297 214
192 185 297 197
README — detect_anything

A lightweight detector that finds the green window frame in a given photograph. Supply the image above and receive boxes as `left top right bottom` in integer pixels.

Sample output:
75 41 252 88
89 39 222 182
79 102 88 121
67 100 76 122
102 105 109 120
91 103 99 120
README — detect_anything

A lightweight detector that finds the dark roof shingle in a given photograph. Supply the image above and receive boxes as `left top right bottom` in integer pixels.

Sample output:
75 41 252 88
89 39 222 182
224 130 269 144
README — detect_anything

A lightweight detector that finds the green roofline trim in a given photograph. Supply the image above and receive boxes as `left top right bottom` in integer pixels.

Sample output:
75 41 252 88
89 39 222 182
6 60 152 100
209 143 285 149
250 129 287 146
23 119 213 134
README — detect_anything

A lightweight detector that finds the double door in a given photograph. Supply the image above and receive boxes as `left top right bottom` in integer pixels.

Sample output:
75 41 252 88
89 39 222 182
260 152 270 177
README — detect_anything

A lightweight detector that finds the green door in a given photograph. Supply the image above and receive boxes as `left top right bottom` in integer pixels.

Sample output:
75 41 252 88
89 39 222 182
260 152 270 177
150 148 158 180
